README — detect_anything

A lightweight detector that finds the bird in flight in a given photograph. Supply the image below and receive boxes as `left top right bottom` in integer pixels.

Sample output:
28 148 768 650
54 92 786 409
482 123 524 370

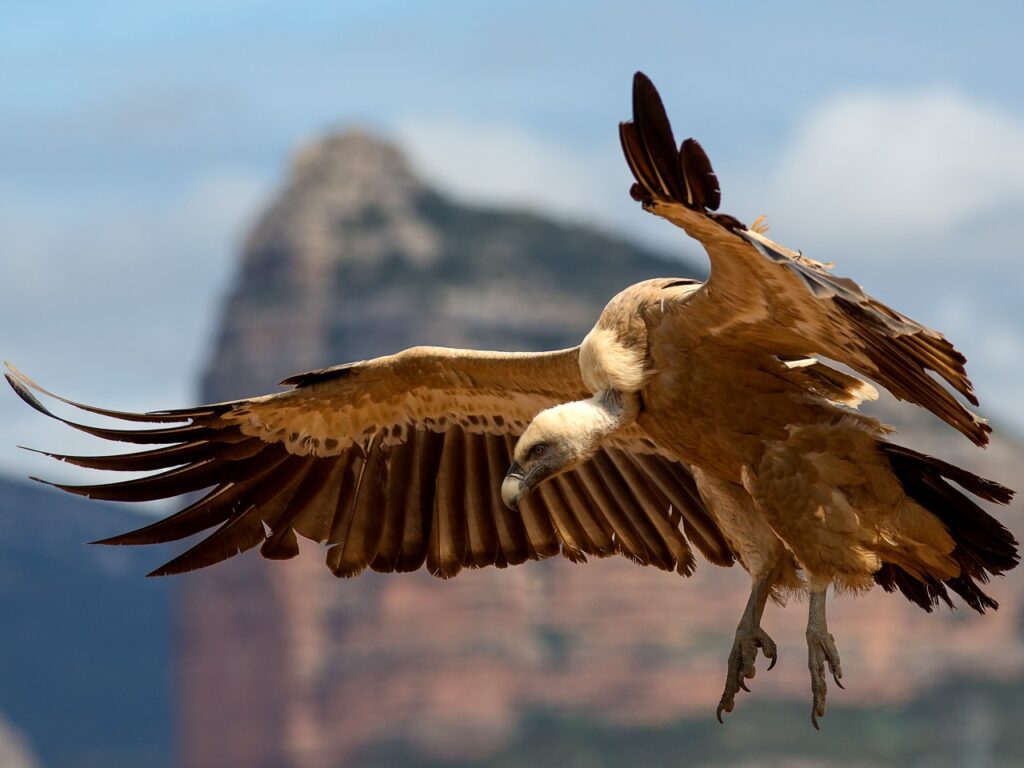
6 72 1017 727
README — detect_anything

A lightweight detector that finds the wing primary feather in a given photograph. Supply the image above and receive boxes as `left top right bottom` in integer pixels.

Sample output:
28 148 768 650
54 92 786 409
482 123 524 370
324 449 367 573
517 496 561 560
260 459 318 560
94 448 293 545
485 434 528 567
536 480 587 563
680 138 721 211
325 437 377 576
848 321 988 445
29 437 262 473
262 457 339 558
630 71 686 202
463 432 500 569
5 368 235 444
94 485 236 546
371 438 415 573
291 455 356 544
608 449 696 575
737 237 987 445
633 454 735 568
329 433 388 577
619 122 661 201
3 364 205 423
504 436 559 560
555 473 615 556
396 429 445 573
573 459 649 564
485 436 532 569
74 423 231 446
590 451 670 569
148 454 310 576
836 293 976 401
429 426 470 578
42 440 283 503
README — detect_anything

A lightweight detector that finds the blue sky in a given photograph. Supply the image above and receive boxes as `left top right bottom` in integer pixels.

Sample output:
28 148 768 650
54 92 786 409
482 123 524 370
2 1 1023 480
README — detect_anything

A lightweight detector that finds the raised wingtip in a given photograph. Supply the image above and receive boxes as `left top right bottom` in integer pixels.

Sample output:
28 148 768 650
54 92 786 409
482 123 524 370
631 71 666 119
91 534 126 546
6 374 46 418
3 361 26 382
17 445 61 461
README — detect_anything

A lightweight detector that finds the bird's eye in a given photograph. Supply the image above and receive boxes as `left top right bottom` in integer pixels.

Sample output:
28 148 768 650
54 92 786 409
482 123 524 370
531 443 548 458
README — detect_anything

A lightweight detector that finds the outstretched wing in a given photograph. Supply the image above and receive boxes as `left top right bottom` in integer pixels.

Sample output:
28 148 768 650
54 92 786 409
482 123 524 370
6 349 733 579
620 71 989 446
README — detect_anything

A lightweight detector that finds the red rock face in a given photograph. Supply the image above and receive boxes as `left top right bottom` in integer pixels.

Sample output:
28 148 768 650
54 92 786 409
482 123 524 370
179 132 1024 768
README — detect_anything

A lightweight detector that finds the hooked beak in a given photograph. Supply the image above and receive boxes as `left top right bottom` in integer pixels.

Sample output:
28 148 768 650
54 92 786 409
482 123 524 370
501 461 530 509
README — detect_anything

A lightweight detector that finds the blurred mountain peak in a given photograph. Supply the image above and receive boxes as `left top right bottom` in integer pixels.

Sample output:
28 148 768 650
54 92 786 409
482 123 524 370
203 126 688 399
289 126 425 204
243 125 439 281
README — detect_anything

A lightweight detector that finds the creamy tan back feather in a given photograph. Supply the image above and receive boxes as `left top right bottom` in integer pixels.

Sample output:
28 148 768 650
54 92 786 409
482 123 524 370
5 352 734 578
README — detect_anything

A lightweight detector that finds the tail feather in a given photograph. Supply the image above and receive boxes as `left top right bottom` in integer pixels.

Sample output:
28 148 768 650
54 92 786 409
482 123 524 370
873 563 953 613
877 443 1018 614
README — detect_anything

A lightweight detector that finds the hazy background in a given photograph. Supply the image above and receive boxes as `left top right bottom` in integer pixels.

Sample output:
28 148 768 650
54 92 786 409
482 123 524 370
3 0 1023 480
2 4 1024 768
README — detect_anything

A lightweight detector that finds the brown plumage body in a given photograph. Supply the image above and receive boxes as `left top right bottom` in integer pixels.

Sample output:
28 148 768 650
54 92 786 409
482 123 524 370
5 72 1017 727
594 276 955 596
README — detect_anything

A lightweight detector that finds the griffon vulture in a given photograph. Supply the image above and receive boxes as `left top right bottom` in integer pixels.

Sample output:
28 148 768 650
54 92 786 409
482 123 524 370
5 72 1018 727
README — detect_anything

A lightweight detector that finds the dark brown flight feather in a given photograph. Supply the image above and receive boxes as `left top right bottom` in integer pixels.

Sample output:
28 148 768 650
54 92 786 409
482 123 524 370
7 361 728 581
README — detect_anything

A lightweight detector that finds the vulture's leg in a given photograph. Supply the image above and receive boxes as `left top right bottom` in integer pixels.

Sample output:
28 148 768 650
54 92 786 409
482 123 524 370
806 587 843 729
716 575 777 722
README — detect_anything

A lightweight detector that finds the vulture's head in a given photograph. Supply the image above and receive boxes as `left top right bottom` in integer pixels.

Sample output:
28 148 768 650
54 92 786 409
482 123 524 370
501 395 633 509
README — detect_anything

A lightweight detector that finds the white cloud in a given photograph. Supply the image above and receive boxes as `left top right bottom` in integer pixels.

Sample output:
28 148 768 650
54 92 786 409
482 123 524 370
741 89 1024 258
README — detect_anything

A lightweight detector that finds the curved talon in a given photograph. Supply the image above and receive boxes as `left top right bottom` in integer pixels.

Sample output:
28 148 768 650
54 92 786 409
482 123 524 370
716 621 778 722
807 628 842 729
760 633 778 670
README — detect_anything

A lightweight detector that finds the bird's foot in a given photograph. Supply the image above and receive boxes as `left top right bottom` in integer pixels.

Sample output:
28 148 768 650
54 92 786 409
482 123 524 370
716 621 777 722
806 627 843 729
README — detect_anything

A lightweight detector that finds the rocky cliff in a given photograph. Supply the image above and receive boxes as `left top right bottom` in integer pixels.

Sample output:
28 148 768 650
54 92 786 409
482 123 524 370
180 131 1024 768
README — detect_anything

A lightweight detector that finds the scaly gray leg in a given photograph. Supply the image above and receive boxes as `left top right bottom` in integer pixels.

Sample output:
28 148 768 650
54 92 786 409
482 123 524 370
717 576 778 722
806 588 844 729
